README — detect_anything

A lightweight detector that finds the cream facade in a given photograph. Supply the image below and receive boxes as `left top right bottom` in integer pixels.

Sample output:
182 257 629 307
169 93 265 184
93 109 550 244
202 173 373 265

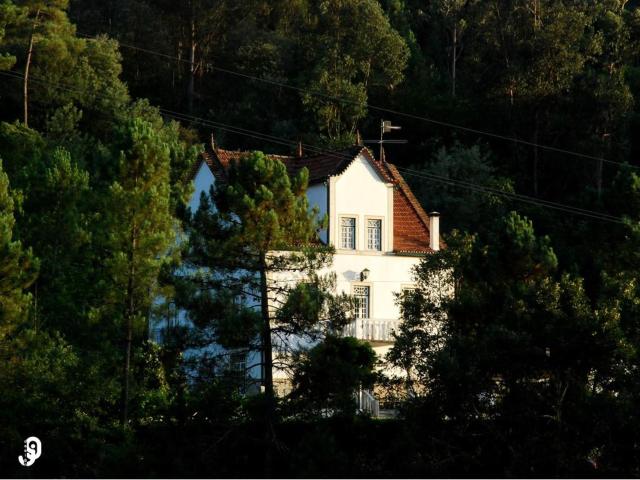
174 145 442 402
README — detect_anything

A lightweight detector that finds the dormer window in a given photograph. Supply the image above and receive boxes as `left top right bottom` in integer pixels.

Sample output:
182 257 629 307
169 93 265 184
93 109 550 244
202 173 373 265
367 219 382 251
341 217 356 249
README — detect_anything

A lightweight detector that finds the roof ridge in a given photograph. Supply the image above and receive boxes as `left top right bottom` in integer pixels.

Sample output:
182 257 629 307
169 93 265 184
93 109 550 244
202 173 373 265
190 144 438 254
194 145 418 197
216 147 296 159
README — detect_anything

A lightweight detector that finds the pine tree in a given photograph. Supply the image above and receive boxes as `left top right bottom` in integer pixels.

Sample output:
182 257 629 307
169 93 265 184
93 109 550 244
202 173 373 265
300 0 409 144
0 0 129 131
179 151 349 468
0 158 37 341
101 116 176 426
389 212 627 474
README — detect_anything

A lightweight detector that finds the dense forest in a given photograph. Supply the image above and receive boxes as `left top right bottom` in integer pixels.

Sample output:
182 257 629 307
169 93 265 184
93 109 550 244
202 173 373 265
2 0 640 477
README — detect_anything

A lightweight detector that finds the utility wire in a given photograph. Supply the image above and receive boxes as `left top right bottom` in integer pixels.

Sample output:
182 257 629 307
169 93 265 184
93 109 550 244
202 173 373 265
159 109 625 224
395 169 625 224
396 166 622 221
0 69 627 224
76 31 637 172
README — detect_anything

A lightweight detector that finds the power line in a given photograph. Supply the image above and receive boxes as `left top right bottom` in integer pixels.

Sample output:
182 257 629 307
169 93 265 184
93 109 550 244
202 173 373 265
395 169 625 224
76 30 637 172
396 166 622 222
0 69 627 224
158 109 625 224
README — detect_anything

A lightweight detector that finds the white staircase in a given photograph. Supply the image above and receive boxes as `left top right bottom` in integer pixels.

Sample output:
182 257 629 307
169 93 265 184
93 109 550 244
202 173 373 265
356 389 380 417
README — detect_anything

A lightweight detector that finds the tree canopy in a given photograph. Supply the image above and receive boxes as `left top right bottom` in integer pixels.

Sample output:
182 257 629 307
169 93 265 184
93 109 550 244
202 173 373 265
2 0 640 476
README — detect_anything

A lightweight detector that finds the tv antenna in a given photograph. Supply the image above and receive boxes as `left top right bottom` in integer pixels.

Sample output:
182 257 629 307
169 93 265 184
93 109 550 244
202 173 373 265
364 120 407 161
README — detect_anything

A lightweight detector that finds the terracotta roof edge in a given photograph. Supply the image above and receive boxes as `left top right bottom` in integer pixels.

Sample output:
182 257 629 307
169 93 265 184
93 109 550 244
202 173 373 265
385 162 432 229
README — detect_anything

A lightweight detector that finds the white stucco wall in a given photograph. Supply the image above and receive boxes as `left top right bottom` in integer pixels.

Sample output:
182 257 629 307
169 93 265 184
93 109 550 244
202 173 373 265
330 252 421 365
330 252 420 320
163 157 433 391
189 161 216 213
306 183 328 243
268 251 422 382
332 154 394 252
293 154 424 323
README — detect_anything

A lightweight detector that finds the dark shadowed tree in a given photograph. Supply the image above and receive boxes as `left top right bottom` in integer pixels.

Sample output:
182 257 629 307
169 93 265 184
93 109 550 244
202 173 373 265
389 212 628 475
176 151 355 472
289 335 377 417
0 158 37 340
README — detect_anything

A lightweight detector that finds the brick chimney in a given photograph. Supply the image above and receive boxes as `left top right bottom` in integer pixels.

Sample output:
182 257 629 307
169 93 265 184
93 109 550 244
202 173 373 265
429 212 440 251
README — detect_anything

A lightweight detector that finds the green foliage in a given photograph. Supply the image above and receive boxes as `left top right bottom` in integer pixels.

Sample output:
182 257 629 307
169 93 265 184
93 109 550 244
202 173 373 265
0 1 130 132
300 0 409 142
0 329 122 477
409 141 514 232
68 0 408 145
103 116 175 307
389 212 634 475
290 335 377 416
215 151 318 253
18 146 93 340
178 151 344 404
0 120 46 184
2 0 640 475
0 158 37 340
98 116 177 424
0 1 19 69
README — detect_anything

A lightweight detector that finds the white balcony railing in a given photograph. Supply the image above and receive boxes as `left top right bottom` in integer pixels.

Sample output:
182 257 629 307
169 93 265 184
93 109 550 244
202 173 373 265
343 318 400 342
356 389 380 417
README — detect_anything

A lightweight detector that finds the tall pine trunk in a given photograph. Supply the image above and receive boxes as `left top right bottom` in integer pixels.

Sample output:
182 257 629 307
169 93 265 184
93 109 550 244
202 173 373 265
187 13 196 114
533 111 540 196
259 254 275 475
451 24 457 98
23 9 40 128
597 132 610 199
122 226 137 426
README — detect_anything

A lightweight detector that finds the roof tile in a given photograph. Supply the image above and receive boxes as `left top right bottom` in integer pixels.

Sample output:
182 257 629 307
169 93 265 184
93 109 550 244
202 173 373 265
192 145 439 254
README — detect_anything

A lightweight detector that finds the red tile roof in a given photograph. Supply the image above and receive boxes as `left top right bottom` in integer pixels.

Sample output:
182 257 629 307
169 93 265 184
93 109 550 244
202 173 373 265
194 148 296 183
192 145 439 254
383 163 434 253
288 146 395 184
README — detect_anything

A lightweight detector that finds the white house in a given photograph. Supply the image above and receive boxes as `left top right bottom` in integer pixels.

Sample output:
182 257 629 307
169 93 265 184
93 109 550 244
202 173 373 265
186 139 442 400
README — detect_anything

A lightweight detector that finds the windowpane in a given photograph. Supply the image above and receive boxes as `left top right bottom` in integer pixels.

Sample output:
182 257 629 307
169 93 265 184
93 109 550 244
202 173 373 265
230 352 246 373
367 219 382 250
341 217 356 249
354 285 370 318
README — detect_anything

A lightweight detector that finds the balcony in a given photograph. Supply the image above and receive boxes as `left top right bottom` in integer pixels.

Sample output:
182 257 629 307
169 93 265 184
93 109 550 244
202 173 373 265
355 389 380 417
343 318 400 343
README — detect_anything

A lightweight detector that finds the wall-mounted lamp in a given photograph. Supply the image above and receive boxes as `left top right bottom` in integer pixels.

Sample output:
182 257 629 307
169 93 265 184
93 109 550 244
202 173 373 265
360 268 370 281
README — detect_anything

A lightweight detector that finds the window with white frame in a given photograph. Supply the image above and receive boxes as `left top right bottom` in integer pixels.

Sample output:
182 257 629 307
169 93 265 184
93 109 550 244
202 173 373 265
341 217 356 249
354 285 370 318
367 219 382 251
230 351 247 373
